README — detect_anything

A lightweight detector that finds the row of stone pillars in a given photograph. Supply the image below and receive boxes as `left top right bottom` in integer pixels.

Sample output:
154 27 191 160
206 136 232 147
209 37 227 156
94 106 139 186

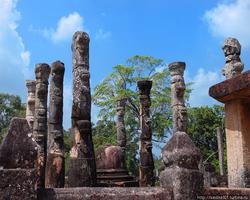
23 31 205 200
25 32 96 188
24 31 158 188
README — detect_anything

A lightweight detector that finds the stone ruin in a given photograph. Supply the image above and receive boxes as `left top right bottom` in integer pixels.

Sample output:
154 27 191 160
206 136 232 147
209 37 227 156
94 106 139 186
1 34 250 199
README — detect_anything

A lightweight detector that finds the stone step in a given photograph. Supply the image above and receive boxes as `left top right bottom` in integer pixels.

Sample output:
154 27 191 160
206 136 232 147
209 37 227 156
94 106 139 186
97 180 139 187
97 169 129 176
97 174 135 181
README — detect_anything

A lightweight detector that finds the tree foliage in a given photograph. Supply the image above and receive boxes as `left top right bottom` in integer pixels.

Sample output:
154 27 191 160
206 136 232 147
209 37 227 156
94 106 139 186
93 55 173 139
187 105 225 172
0 93 26 143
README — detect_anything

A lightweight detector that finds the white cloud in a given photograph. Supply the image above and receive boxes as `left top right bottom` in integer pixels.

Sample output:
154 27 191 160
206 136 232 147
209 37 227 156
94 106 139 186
204 0 250 47
95 28 111 40
52 12 83 43
31 12 84 43
185 68 223 107
0 0 31 99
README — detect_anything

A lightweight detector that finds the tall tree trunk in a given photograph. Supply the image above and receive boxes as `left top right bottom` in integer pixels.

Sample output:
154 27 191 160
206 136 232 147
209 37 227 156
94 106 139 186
33 63 51 188
68 31 96 187
138 80 155 186
45 61 65 188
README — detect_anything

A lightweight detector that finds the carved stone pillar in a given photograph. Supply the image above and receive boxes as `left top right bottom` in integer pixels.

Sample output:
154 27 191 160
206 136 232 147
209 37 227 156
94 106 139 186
138 80 155 186
116 98 127 157
68 31 96 187
25 80 36 130
160 62 203 200
33 63 50 188
45 61 65 188
170 62 187 133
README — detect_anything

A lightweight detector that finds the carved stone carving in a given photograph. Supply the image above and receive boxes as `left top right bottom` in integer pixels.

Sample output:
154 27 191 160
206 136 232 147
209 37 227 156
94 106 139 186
138 80 155 186
45 61 65 188
68 31 96 187
26 80 36 130
169 62 187 133
33 63 50 188
222 38 244 79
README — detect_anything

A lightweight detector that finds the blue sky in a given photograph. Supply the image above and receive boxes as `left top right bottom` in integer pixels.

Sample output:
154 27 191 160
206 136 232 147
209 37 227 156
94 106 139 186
1 0 250 132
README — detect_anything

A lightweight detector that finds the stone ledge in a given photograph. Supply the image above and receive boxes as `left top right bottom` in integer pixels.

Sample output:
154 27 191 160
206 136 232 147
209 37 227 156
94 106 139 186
38 187 173 200
201 187 250 199
0 169 37 200
209 70 250 103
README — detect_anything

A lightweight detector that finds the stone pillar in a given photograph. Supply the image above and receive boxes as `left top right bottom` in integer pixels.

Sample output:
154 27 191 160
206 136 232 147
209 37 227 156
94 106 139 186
33 63 51 188
138 80 155 187
68 31 96 187
160 62 203 200
116 98 127 158
209 38 250 187
170 62 187 133
209 73 250 187
216 127 225 176
45 61 65 188
26 80 36 130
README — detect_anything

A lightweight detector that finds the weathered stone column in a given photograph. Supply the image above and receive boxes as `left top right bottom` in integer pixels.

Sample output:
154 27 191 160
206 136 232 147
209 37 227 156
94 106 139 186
45 61 65 188
216 127 225 176
68 31 96 187
26 80 36 130
33 63 51 188
160 62 203 200
117 98 127 157
138 80 155 187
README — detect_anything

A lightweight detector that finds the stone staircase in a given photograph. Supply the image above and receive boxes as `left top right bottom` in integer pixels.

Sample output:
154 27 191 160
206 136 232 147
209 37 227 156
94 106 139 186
97 169 139 187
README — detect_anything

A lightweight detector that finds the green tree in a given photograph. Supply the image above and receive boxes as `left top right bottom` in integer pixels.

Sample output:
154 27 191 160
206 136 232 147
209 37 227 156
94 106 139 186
93 55 176 175
93 55 172 139
0 93 26 143
187 105 225 172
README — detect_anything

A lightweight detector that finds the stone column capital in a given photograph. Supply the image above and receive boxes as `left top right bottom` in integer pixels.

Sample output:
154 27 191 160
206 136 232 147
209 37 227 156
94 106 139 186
26 80 36 92
137 80 152 96
168 62 185 77
35 63 51 83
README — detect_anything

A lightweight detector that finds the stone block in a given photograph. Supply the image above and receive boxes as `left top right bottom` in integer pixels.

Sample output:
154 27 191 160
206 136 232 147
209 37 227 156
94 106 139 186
0 169 37 200
0 118 37 169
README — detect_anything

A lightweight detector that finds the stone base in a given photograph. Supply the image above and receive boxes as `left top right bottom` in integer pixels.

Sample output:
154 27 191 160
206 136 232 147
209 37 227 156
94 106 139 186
160 168 203 200
38 187 173 200
97 169 138 187
0 169 37 200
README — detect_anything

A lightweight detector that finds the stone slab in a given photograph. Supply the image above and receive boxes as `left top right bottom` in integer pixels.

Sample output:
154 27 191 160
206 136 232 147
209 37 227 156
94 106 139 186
38 187 173 200
0 169 37 200
0 118 37 169
209 70 250 103
202 187 250 199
